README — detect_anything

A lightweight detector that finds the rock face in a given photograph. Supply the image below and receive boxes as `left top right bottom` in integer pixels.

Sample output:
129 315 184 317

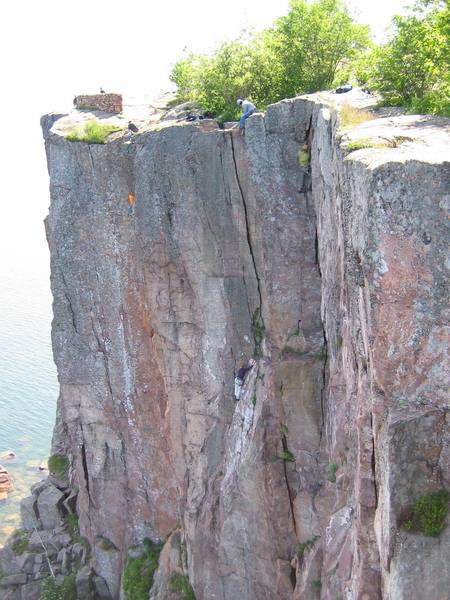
0 465 13 500
36 97 450 599
0 480 98 600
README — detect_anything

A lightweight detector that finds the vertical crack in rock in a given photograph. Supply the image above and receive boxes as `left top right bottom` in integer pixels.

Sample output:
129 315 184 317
370 413 378 509
281 419 298 536
229 133 264 343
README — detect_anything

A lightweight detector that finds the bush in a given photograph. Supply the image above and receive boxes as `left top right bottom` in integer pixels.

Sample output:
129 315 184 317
41 575 76 600
48 454 69 478
281 449 295 462
170 0 370 118
401 489 449 536
122 539 163 600
12 530 29 555
66 120 122 144
362 1 449 116
169 573 196 600
327 463 338 482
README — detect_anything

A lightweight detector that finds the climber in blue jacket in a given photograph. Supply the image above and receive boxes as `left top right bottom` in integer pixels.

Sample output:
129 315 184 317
234 358 256 400
237 98 256 129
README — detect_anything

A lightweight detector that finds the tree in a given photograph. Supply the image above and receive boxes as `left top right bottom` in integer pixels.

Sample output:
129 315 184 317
170 0 370 119
269 0 369 97
366 0 450 114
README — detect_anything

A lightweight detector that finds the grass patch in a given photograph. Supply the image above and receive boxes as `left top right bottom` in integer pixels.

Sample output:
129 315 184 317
252 396 257 407
312 579 322 589
66 119 122 144
401 489 449 537
123 539 163 600
337 335 343 349
48 454 69 478
169 573 196 600
42 575 76 600
327 463 338 483
12 530 29 555
338 104 375 130
344 138 383 152
280 423 289 435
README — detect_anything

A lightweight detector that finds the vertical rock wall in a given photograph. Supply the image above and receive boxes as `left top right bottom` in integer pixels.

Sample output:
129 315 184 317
38 98 450 600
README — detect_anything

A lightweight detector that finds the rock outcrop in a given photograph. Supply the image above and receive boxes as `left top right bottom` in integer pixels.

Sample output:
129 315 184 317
3 93 449 600
0 466 13 501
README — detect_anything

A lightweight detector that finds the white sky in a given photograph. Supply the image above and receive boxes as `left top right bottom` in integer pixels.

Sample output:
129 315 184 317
0 0 410 269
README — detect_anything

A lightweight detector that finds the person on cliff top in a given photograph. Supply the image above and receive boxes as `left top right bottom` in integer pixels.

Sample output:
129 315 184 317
237 98 256 131
234 358 256 401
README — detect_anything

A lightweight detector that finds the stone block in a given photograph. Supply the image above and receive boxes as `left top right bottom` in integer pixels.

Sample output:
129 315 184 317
36 484 64 530
20 496 39 532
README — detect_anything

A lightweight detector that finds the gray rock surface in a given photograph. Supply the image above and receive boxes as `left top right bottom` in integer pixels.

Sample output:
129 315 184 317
36 94 450 599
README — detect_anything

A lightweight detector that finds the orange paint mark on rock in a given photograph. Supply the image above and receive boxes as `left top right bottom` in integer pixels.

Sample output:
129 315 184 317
128 193 135 207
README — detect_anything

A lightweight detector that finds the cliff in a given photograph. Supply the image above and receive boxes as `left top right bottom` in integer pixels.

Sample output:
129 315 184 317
2 94 449 600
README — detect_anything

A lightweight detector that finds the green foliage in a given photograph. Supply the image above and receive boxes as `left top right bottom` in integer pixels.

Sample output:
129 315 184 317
337 335 343 349
170 0 370 119
251 307 265 355
344 138 384 151
123 539 163 600
252 395 257 407
48 454 69 478
12 530 29 556
360 1 449 115
401 489 449 536
312 579 322 589
280 423 289 435
271 0 369 98
169 573 196 600
327 463 338 482
66 120 123 144
281 449 295 462
64 513 79 538
41 575 77 600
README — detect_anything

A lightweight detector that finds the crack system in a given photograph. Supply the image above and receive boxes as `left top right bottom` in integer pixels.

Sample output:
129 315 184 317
229 133 265 353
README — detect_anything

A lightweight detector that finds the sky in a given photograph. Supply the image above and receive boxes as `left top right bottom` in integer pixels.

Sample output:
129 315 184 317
0 0 410 271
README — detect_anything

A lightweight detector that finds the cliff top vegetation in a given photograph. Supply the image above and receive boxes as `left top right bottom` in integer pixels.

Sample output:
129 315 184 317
170 0 449 122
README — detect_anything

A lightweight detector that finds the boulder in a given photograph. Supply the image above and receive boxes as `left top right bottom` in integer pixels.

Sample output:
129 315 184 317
20 496 39 531
0 573 27 587
0 465 13 499
36 484 64 530
19 581 42 600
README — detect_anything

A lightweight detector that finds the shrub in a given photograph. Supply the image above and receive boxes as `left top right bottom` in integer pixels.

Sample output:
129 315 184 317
361 1 449 116
281 450 295 462
66 120 122 144
169 573 196 600
41 575 77 600
327 463 338 482
48 454 69 478
401 489 449 536
122 539 163 600
170 0 370 118
12 530 29 555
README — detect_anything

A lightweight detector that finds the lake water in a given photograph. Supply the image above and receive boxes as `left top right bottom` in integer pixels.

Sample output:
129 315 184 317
0 114 58 546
